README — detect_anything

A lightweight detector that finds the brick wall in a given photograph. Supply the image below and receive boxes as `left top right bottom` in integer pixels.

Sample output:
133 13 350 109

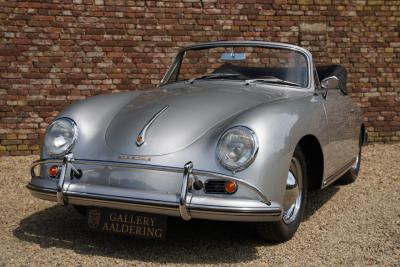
0 0 399 156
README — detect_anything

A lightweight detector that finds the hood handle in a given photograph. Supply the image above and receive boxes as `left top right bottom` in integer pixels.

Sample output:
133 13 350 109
136 105 169 147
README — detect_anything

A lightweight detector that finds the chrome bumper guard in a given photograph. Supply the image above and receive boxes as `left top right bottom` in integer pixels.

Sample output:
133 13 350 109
30 153 272 221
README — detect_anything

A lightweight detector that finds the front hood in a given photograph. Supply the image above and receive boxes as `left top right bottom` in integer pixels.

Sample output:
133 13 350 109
105 82 285 156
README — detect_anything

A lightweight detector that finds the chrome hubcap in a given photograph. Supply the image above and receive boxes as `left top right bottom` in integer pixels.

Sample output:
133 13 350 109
282 157 303 224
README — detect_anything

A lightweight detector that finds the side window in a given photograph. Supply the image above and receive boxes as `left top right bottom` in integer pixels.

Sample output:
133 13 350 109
313 67 321 89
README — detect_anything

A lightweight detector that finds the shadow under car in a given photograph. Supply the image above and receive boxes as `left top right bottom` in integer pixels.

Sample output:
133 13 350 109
14 184 340 264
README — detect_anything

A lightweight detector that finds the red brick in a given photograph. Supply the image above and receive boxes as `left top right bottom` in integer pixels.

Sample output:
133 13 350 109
0 1 399 155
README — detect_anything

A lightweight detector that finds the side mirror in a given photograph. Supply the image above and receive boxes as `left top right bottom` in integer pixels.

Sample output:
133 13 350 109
321 76 339 90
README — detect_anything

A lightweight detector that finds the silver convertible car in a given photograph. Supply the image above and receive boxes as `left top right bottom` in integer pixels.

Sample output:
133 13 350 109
28 41 367 242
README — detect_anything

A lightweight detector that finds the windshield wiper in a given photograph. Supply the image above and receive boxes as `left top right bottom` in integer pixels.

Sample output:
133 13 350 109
189 73 240 84
245 76 300 87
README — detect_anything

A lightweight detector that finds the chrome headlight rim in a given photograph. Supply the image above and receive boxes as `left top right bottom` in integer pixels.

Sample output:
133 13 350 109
216 126 259 172
44 117 78 157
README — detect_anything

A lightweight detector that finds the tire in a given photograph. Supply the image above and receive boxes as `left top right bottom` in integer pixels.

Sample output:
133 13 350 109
338 144 361 184
256 147 308 243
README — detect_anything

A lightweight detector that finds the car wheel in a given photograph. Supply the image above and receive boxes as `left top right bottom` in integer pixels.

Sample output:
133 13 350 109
256 147 308 243
338 144 361 184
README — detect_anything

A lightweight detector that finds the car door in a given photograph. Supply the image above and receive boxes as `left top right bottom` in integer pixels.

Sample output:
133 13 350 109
320 79 357 178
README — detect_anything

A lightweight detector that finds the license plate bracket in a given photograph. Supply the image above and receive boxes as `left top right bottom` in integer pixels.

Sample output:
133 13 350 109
87 207 167 240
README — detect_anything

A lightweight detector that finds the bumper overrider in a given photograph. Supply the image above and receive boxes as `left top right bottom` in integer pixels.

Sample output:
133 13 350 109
28 154 282 222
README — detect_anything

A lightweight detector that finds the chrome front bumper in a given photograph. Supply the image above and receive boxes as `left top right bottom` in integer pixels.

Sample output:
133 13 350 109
28 154 282 222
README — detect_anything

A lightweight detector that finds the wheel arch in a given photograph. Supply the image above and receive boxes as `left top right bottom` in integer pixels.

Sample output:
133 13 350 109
360 123 368 146
296 135 324 190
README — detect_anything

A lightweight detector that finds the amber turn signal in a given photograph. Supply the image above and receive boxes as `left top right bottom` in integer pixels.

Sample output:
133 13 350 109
224 180 237 194
48 165 60 178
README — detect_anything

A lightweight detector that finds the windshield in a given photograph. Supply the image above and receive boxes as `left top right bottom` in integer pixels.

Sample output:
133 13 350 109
165 45 309 88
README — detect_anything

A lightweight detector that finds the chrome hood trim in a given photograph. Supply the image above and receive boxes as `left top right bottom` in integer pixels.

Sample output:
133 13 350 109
136 105 169 147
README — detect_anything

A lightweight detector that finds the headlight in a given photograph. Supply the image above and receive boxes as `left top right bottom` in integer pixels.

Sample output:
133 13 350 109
217 126 258 171
44 118 77 156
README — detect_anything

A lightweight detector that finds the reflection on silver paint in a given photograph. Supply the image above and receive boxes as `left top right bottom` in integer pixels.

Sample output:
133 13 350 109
322 89 360 177
105 84 286 157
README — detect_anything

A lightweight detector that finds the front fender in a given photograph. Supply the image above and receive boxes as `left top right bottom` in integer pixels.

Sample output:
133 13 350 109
41 91 139 159
228 94 328 204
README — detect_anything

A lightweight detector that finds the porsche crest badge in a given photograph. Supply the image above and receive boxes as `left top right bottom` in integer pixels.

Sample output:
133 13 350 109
87 208 101 229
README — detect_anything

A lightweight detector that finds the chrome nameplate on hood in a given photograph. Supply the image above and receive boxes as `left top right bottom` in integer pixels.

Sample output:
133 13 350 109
118 154 152 161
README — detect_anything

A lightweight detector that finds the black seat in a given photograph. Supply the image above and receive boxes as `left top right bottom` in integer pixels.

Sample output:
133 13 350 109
212 63 307 87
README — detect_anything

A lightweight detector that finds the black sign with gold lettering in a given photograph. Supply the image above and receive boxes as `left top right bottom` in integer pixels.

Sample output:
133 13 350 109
87 207 167 240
